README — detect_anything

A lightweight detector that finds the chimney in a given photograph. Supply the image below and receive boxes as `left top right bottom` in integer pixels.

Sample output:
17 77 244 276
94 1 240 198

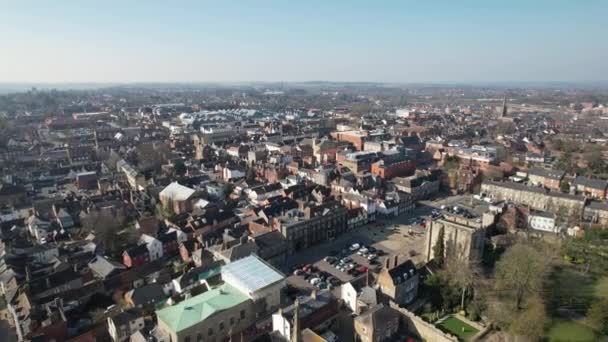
310 289 317 300
393 255 398 268
25 265 32 282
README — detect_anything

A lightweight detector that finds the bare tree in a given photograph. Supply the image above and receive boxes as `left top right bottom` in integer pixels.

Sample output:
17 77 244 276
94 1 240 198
494 243 551 310
444 254 480 311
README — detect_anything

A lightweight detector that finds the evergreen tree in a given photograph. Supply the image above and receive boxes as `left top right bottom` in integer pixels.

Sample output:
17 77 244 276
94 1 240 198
433 226 445 267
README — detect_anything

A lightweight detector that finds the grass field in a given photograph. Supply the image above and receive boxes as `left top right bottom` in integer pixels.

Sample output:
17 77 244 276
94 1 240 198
547 321 597 342
437 315 479 342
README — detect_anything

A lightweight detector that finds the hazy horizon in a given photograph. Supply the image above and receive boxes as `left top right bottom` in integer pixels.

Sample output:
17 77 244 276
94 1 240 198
2 1 607 84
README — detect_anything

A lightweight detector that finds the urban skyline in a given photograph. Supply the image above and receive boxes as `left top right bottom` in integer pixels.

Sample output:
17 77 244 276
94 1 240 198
2 1 607 83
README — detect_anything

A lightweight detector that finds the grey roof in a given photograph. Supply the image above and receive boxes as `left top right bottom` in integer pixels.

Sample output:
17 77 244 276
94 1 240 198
280 291 334 320
88 256 126 278
528 168 565 180
483 181 586 202
354 303 399 328
573 176 608 190
111 308 143 326
221 255 284 295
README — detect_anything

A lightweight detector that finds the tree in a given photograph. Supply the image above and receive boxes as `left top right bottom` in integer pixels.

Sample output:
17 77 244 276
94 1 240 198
173 160 187 176
587 298 608 335
508 297 547 341
560 180 570 193
81 209 126 256
246 167 256 182
444 254 479 311
432 227 445 267
495 243 551 310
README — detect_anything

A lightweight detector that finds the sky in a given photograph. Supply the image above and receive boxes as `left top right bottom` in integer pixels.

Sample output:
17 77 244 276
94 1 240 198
1 0 607 84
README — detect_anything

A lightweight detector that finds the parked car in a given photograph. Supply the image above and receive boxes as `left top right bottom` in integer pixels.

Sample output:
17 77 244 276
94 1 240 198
350 243 361 251
324 256 337 263
310 277 322 286
293 269 304 276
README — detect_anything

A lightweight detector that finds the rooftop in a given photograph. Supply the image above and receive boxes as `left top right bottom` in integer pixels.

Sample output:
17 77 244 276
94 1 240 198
221 255 284 296
159 182 196 201
156 283 248 333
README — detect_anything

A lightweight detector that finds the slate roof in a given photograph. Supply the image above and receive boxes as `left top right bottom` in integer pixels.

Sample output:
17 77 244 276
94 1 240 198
573 176 608 190
129 283 166 306
528 168 565 180
354 304 399 330
387 259 417 284
88 256 126 278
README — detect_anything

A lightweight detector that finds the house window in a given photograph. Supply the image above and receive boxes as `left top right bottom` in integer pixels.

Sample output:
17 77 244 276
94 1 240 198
219 322 225 330
197 334 203 342
240 310 246 319
230 317 235 325
208 328 213 336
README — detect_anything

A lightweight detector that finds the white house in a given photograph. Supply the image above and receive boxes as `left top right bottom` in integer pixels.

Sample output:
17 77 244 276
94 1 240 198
107 309 145 342
139 234 163 260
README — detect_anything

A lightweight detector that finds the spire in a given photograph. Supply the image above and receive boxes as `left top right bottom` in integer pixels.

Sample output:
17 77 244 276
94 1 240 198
292 298 301 342
501 96 508 118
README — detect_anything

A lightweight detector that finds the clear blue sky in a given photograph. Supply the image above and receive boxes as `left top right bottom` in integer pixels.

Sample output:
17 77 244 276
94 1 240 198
1 0 606 83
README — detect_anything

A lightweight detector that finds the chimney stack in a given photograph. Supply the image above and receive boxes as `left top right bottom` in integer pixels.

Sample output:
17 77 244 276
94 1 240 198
311 289 317 300
393 255 398 268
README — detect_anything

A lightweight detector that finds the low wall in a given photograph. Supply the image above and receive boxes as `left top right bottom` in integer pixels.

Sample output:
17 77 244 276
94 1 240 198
389 302 458 342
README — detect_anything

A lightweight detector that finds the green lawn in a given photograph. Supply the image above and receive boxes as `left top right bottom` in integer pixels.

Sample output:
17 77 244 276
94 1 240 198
547 321 597 342
437 316 479 342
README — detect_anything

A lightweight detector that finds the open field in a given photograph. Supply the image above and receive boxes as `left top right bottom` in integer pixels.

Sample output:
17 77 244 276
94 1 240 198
547 321 597 342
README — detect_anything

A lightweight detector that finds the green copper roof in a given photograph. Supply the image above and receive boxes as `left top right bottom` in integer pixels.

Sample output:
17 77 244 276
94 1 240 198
198 266 221 281
156 283 248 332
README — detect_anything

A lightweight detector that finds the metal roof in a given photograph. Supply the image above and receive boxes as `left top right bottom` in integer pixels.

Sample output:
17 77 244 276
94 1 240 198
221 255 284 295
156 283 248 333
